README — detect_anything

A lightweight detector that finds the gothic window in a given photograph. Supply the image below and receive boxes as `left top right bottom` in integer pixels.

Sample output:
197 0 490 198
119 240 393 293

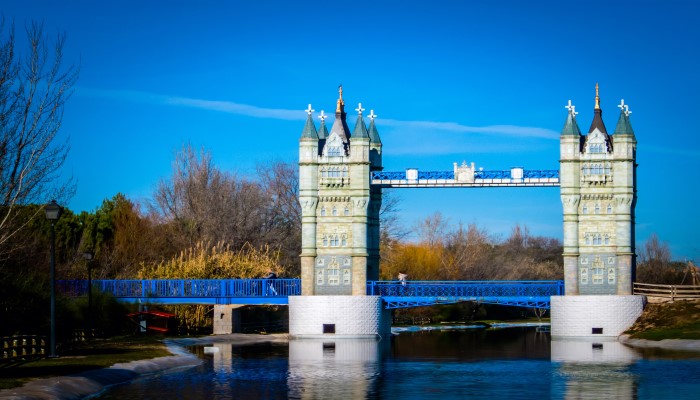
320 168 327 177
342 167 348 177
580 268 588 284
593 234 602 245
343 269 351 285
344 207 350 216
585 234 591 245
320 208 326 217
588 143 603 153
328 146 342 157
582 204 588 214
607 204 613 214
328 265 340 285
322 235 328 247
604 234 610 245
316 269 324 285
592 267 604 284
594 204 600 214
607 268 616 285
341 235 347 247
332 207 337 216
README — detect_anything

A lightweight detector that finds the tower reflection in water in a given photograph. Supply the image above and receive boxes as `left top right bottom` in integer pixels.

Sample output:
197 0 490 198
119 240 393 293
551 339 640 399
287 339 388 399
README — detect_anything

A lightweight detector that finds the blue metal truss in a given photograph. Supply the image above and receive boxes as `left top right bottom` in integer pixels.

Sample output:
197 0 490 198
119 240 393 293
58 279 564 309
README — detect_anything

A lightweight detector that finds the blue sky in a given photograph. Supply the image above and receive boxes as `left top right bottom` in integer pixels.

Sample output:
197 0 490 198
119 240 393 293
4 0 699 260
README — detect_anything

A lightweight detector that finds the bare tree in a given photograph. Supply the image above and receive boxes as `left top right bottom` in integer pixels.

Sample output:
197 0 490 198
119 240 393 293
414 212 449 248
637 233 675 284
0 20 78 249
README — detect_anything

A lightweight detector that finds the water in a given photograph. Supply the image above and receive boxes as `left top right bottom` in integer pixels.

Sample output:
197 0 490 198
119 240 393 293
95 327 700 399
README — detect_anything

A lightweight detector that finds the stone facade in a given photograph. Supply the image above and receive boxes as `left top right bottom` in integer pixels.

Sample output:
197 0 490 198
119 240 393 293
299 88 382 296
288 295 391 338
213 304 244 334
559 86 637 296
550 295 645 338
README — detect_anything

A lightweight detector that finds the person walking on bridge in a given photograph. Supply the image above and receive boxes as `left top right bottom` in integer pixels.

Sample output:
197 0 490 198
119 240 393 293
265 270 278 295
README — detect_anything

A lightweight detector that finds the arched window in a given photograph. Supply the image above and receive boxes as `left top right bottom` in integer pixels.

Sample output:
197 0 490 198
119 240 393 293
316 269 324 285
343 270 351 285
344 208 350 216
320 208 326 216
322 235 328 247
585 234 591 245
594 204 600 214
607 204 613 214
604 234 610 245
332 207 337 216
582 204 588 214
341 235 347 246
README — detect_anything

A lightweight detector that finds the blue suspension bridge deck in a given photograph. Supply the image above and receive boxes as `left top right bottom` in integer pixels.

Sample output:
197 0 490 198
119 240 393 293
371 169 560 188
58 279 564 309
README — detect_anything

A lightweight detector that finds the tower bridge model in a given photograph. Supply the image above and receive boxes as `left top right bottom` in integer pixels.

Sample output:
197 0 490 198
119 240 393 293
286 84 642 339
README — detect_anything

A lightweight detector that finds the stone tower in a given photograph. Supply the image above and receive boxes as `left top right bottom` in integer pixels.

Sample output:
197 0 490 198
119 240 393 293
552 85 642 338
560 84 637 295
299 86 383 296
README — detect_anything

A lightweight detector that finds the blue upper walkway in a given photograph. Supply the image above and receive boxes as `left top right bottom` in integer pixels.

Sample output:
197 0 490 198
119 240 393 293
59 279 564 309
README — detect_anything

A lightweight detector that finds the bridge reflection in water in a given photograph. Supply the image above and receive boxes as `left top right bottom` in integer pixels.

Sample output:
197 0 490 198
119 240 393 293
59 279 564 309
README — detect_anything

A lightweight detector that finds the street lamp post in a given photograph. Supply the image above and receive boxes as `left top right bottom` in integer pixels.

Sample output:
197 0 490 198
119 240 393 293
82 251 94 337
45 200 62 358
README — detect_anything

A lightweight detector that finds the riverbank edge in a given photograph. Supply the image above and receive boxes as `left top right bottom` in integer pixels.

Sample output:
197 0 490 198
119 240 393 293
0 334 288 400
618 334 700 352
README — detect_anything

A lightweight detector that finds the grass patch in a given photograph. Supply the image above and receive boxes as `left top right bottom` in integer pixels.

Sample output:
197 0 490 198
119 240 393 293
625 299 700 340
0 335 171 390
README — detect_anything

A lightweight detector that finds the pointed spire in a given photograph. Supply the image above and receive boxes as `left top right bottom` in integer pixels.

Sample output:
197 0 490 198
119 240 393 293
368 110 382 144
613 99 635 136
352 103 369 139
336 84 345 114
300 104 318 139
317 110 328 140
588 83 608 134
329 85 350 143
561 100 582 136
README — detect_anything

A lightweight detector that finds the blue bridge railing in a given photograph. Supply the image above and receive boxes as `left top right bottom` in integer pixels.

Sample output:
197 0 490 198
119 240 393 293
58 279 564 309
367 280 564 309
58 279 301 305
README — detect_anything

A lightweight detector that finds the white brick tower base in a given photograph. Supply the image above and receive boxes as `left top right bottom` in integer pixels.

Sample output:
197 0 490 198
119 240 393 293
288 296 391 339
550 295 645 338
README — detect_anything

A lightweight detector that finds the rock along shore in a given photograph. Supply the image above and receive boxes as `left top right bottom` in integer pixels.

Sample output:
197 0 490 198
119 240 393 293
619 334 700 352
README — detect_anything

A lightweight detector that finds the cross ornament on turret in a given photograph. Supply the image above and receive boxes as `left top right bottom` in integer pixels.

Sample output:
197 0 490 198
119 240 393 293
355 103 365 115
368 110 377 121
618 99 632 117
305 104 315 116
318 110 327 123
565 100 578 116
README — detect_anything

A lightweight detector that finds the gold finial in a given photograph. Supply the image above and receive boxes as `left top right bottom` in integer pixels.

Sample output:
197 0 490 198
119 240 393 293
595 82 600 110
336 84 345 113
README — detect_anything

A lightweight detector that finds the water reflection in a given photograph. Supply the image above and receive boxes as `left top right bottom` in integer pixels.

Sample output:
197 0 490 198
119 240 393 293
287 339 388 399
94 328 700 400
551 340 640 399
